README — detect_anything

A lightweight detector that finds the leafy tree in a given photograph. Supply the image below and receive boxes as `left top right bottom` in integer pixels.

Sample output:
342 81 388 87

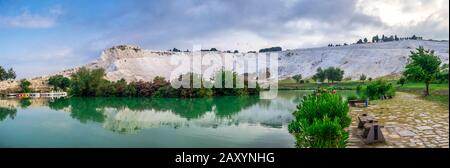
368 77 373 82
292 74 302 83
135 81 154 97
97 80 116 97
363 80 395 99
363 38 368 43
324 67 344 83
0 66 14 81
0 66 6 81
7 68 16 80
360 74 367 82
372 35 380 43
312 67 326 82
124 82 138 97
436 64 449 83
233 50 239 53
398 77 406 86
113 78 128 97
356 39 363 44
70 68 109 96
19 79 31 93
48 75 71 91
403 47 441 96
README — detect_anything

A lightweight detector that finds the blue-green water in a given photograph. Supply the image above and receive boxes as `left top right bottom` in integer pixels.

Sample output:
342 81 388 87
0 90 354 148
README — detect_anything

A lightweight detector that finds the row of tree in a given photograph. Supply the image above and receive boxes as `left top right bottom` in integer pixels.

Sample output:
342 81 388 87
312 67 345 83
48 68 260 98
0 66 16 81
169 47 283 53
259 47 282 53
357 35 422 44
328 43 348 47
291 67 345 84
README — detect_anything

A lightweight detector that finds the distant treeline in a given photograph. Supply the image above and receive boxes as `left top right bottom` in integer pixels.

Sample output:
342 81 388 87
327 34 424 47
259 47 282 53
357 34 423 44
168 46 282 53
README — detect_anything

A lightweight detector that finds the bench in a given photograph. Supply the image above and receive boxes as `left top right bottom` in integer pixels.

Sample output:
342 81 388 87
358 113 376 128
349 99 369 107
357 113 385 144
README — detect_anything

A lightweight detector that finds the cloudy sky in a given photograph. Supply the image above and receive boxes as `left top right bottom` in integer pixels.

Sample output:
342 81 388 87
0 0 448 78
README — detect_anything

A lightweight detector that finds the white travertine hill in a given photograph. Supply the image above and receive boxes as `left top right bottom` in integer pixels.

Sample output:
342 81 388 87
63 40 450 82
279 40 448 79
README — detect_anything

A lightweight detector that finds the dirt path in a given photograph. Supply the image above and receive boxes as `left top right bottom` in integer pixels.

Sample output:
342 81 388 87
347 92 449 148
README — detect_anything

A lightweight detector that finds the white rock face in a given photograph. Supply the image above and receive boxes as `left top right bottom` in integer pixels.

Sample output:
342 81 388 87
278 40 449 79
64 40 450 82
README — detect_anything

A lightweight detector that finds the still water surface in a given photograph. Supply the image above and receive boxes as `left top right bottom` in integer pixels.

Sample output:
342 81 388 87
0 90 354 147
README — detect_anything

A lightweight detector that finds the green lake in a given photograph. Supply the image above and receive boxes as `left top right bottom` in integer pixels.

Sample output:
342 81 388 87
0 90 355 148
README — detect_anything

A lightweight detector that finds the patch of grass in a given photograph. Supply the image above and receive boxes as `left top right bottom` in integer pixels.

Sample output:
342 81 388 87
278 79 365 90
396 82 449 107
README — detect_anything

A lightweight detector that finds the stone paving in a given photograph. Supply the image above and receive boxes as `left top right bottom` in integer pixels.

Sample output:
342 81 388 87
347 92 449 148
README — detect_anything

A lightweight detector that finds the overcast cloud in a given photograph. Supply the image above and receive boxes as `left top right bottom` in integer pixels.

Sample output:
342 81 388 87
0 0 448 78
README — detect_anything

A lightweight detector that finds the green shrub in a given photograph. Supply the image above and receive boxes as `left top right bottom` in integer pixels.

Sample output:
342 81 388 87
435 71 449 83
398 77 406 86
153 85 179 98
288 88 351 148
294 116 348 148
48 75 71 91
347 95 358 101
364 80 395 99
19 79 32 93
292 74 302 83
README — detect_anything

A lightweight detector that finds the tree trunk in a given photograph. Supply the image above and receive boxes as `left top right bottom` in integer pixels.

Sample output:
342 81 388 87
425 82 430 96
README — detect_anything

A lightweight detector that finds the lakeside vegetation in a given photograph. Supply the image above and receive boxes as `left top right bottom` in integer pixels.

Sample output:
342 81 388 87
47 67 260 98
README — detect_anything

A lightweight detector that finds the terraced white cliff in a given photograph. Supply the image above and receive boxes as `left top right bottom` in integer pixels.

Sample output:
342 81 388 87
73 40 448 82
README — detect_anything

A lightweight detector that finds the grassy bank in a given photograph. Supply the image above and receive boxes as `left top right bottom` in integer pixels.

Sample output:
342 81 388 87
278 79 365 90
396 83 449 107
279 78 448 107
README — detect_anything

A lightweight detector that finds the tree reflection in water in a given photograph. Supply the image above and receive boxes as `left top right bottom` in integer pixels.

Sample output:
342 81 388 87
0 107 17 122
47 96 261 133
